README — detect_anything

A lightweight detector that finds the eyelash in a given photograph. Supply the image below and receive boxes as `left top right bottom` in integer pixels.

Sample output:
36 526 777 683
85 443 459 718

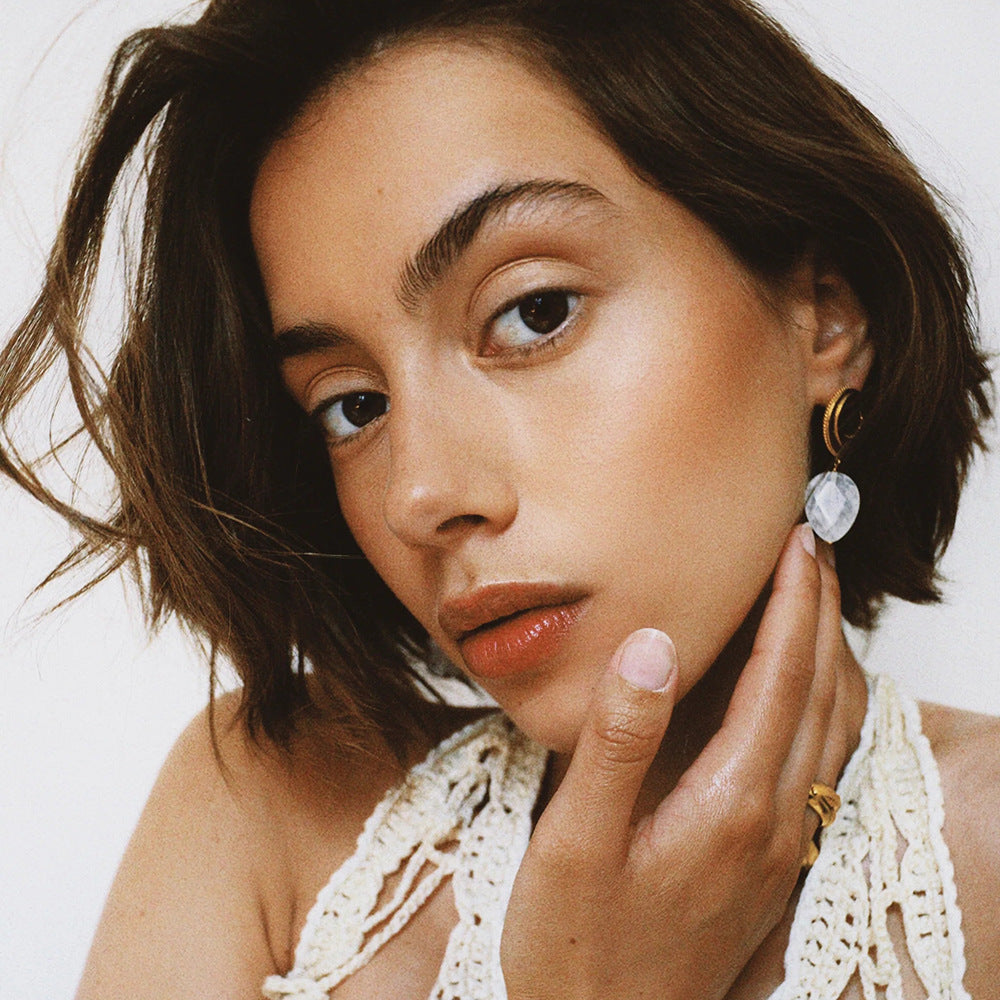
311 392 388 448
482 287 583 360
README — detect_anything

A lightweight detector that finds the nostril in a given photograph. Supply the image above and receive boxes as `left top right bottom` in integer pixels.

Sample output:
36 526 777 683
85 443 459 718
437 513 488 534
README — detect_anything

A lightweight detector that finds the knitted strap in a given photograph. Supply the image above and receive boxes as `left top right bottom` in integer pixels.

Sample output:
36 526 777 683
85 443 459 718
774 675 969 1000
262 715 547 1000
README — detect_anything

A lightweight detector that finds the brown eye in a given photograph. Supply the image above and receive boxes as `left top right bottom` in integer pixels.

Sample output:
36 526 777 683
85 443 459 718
487 289 580 353
342 393 387 427
319 391 389 440
518 291 570 333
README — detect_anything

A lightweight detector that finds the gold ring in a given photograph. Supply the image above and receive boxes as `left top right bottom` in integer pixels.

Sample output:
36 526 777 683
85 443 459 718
807 782 841 828
802 782 841 868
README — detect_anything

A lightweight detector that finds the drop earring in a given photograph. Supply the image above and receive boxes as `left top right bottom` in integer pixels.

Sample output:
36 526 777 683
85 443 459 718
804 387 863 543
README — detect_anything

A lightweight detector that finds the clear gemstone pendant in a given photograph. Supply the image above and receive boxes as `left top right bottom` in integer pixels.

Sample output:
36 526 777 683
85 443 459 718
804 470 860 543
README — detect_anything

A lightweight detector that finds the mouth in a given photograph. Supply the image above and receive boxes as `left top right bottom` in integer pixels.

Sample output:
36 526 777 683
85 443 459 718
439 582 589 680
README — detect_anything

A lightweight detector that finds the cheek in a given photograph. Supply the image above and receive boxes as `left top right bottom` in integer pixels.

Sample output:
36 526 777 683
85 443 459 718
332 457 393 576
654 358 807 665
547 290 810 674
330 446 441 632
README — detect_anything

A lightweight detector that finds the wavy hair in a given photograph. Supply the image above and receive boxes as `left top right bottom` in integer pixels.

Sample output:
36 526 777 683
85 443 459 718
0 0 991 752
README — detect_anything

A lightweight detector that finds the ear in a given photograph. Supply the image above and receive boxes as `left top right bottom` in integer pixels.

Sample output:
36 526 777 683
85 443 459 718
786 252 873 406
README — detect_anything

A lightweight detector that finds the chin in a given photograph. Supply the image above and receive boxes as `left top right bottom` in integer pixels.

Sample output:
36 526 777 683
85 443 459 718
483 671 597 755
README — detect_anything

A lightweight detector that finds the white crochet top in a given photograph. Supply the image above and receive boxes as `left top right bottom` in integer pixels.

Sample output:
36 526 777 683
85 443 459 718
261 675 969 1000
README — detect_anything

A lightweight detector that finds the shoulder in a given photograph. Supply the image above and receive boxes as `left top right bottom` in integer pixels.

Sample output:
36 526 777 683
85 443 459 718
76 691 294 998
77 691 478 999
920 701 1000 999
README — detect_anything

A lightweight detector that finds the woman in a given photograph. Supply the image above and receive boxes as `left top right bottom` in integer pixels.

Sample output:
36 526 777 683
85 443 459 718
1 1 997 998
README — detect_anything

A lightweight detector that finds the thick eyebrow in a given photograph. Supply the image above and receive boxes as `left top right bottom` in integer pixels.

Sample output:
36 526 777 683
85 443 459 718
395 179 612 311
273 319 350 362
273 179 612 360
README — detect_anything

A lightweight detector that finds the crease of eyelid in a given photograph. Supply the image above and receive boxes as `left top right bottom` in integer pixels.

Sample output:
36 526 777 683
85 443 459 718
395 178 615 312
306 367 387 427
273 182 615 362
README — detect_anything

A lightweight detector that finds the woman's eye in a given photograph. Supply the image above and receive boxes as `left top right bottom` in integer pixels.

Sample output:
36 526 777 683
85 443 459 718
487 289 580 353
317 391 389 441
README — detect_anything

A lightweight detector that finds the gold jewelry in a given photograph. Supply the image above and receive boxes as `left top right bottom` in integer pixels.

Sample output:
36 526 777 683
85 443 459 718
804 387 863 543
822 387 862 458
807 782 841 827
802 782 842 868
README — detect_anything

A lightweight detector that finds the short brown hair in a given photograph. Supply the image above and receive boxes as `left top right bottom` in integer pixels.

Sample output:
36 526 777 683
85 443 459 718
0 0 991 752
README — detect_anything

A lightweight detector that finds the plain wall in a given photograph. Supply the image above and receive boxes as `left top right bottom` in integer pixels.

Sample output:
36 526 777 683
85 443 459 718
1 2 998 998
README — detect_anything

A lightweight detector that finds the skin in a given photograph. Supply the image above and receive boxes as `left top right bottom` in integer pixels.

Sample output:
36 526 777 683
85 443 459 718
254 40 859 753
75 36 1000 1000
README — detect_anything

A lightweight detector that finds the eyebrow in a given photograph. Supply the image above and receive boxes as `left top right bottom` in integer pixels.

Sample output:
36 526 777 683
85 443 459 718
395 179 610 311
273 178 611 360
274 320 350 362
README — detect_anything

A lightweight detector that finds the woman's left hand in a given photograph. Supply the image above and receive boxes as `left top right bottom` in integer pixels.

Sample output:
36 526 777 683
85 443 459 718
500 525 858 1000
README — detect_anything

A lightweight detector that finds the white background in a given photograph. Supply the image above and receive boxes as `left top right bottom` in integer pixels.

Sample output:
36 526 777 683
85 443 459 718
1 2 998 998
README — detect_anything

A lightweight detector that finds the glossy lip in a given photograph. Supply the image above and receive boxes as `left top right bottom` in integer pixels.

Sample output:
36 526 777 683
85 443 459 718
440 582 589 680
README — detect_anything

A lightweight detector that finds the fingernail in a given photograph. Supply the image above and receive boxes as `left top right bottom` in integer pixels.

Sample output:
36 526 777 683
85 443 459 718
798 523 816 558
617 629 677 692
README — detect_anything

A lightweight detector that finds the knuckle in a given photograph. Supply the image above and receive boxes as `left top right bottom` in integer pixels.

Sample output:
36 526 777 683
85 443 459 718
778 649 815 689
738 796 777 847
527 815 597 874
530 830 580 871
591 706 661 767
701 773 777 852
781 821 808 863
753 833 804 907
722 784 776 848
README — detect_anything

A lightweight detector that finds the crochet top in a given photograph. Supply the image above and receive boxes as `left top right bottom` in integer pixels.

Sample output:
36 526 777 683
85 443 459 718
262 675 969 1000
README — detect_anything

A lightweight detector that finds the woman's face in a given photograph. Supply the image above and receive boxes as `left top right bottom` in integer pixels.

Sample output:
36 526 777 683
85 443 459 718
251 39 826 752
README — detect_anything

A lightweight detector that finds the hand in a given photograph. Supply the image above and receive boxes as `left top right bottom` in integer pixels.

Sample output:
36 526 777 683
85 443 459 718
500 524 855 1000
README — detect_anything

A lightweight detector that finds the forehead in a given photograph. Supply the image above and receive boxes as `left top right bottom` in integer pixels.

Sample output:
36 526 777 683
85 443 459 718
248 39 640 325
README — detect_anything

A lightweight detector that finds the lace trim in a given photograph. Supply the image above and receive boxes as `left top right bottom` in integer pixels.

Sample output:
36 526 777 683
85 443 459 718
263 676 967 1000
262 714 548 1000
773 675 968 1000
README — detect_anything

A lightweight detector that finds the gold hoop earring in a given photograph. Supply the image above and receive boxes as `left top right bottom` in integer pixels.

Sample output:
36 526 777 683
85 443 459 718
804 387 863 543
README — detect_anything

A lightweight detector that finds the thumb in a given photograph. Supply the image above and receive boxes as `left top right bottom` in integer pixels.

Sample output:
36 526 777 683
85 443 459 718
544 628 679 857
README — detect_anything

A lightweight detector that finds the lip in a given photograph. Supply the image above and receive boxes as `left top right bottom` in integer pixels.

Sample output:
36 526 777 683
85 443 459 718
440 582 589 680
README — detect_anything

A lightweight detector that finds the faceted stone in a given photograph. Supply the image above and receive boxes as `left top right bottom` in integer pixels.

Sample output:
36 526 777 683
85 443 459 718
804 471 860 543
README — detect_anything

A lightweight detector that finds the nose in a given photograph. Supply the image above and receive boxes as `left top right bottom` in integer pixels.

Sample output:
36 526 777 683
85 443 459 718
381 378 518 549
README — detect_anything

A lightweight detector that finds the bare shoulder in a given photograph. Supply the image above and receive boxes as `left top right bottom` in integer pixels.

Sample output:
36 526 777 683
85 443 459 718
76 691 472 1000
920 701 1000 999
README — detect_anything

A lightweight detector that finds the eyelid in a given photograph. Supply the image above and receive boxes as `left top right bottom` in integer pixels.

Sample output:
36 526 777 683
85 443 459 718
312 390 390 448
475 287 583 362
298 365 388 444
303 364 380 408
469 256 589 318
471 259 594 352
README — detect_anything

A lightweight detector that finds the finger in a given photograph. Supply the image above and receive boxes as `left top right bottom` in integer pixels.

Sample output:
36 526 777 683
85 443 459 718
814 540 842 687
683 523 822 787
813 541 858 787
786 541 845 852
540 628 678 860
785 539 843 792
